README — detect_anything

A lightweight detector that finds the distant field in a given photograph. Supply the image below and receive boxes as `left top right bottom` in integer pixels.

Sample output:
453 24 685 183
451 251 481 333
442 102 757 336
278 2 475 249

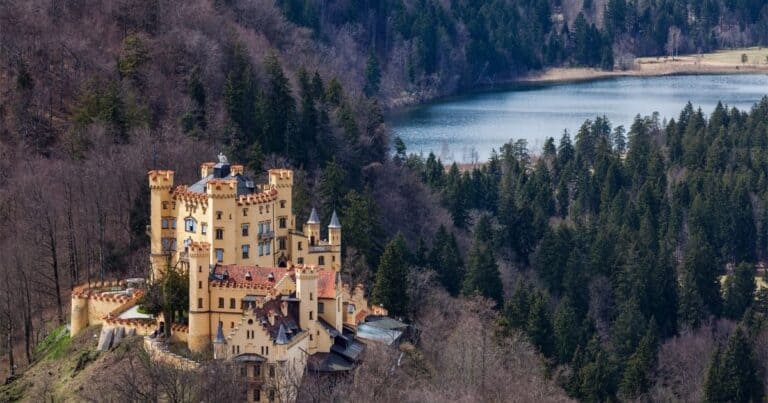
524 47 768 84
637 47 768 66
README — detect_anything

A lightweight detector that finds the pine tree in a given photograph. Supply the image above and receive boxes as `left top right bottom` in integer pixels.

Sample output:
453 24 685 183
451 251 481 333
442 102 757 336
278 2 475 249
723 262 757 320
505 281 532 329
705 328 764 403
363 51 381 97
372 234 410 318
619 322 658 399
678 266 706 329
526 291 554 357
429 225 464 296
553 296 581 363
462 240 503 306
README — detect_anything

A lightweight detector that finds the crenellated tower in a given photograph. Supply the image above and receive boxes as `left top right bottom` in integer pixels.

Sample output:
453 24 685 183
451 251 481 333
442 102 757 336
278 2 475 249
148 170 175 281
187 242 212 353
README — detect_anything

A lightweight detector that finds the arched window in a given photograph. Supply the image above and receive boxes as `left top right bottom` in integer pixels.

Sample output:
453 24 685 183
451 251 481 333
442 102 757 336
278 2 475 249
184 217 196 233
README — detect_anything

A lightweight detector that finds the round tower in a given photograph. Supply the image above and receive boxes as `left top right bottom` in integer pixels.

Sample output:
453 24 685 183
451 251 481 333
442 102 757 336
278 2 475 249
70 293 89 336
188 242 212 353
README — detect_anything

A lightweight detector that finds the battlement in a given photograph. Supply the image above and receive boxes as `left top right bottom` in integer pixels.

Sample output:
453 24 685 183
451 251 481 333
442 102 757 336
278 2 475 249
172 185 208 203
296 265 319 277
188 241 210 257
206 178 238 198
148 170 175 189
200 162 215 178
268 169 294 188
235 188 279 206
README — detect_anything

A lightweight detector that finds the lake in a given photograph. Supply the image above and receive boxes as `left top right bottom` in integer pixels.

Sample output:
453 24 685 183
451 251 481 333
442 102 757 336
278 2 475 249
387 74 768 162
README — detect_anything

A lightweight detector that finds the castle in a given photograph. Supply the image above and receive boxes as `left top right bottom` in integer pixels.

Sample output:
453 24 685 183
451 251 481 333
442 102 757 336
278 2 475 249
70 155 386 402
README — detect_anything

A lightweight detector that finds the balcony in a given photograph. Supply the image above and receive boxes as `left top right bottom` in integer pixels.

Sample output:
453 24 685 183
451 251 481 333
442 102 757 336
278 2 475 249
309 244 332 253
258 231 275 240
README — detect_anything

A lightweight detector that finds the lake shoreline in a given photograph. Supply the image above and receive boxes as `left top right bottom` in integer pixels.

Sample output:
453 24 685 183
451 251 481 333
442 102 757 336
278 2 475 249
520 64 768 85
388 48 768 111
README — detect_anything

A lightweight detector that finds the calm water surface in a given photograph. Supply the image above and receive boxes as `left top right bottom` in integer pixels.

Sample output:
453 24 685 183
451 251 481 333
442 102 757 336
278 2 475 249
388 74 768 162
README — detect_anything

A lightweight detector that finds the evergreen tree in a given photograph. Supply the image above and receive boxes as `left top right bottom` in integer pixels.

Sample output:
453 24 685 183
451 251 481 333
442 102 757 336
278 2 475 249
505 281 532 329
462 240 503 306
526 291 554 357
553 296 581 363
363 51 382 97
429 226 464 296
619 322 658 399
723 262 757 320
704 328 764 403
372 234 410 318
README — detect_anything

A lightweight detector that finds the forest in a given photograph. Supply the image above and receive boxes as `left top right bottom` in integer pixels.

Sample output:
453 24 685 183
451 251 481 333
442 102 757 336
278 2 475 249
2 0 768 401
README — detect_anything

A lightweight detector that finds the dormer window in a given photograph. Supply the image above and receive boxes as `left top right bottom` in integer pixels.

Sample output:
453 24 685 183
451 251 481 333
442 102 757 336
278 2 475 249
245 271 252 281
184 217 196 233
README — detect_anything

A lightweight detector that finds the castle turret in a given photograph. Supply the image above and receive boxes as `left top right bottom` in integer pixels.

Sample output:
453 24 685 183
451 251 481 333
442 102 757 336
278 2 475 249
296 267 319 353
188 242 212 353
328 210 341 246
213 320 227 359
306 208 320 246
148 170 175 281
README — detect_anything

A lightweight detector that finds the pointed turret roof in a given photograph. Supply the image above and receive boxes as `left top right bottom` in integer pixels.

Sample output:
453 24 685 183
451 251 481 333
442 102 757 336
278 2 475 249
307 207 320 224
214 321 226 344
328 210 341 229
275 324 289 345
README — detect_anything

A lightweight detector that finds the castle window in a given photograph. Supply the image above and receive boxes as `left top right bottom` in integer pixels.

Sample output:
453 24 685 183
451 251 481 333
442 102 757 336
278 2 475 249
201 223 207 235
198 298 203 309
242 224 249 236
258 244 263 256
162 201 169 210
348 304 356 314
318 256 325 266
215 228 224 240
215 248 224 263
259 206 263 214
298 242 303 251
218 298 224 308
278 237 286 250
240 366 247 377
266 205 269 213
332 255 335 262
254 364 261 376
230 298 236 309
318 302 324 314
172 202 176 210
310 292 313 301
309 311 313 320
242 245 250 259
231 322 234 328
280 200 286 209
216 211 223 220
170 219 176 229
184 217 196 233
279 217 287 229
198 281 202 289
161 238 176 252
198 265 202 273
161 218 169 229
265 242 271 255
237 345 240 354
243 208 248 217
269 365 275 378
258 222 263 234
297 257 304 264
265 346 269 355
310 334 313 341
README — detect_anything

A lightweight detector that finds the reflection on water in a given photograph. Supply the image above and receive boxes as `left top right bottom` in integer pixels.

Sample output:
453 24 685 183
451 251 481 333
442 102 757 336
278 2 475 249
388 74 768 162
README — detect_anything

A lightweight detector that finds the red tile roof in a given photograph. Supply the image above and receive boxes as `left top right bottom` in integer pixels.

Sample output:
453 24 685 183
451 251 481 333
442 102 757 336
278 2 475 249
317 269 338 299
